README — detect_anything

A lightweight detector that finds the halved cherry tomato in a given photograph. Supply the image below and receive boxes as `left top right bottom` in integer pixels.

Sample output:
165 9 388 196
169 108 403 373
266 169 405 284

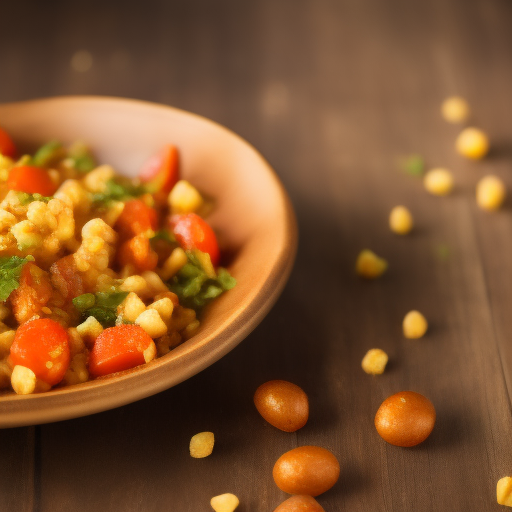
115 199 158 240
7 165 57 196
118 234 158 272
49 255 84 300
89 324 155 377
0 127 16 158
10 318 70 386
10 262 53 324
170 213 220 266
138 144 179 195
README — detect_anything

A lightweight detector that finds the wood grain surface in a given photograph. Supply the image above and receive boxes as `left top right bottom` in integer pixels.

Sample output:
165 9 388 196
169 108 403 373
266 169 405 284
1 0 512 510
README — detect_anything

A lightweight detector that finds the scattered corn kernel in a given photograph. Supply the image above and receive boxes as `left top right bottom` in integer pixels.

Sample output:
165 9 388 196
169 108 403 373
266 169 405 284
389 206 413 235
159 247 188 280
210 493 239 512
356 250 388 279
361 348 389 375
403 310 428 339
169 180 204 214
441 96 470 123
456 127 489 159
497 477 512 507
135 309 168 338
424 168 454 196
476 175 506 211
11 365 37 395
120 292 147 323
0 330 15 358
143 341 157 364
148 298 174 323
76 316 104 343
190 431 215 458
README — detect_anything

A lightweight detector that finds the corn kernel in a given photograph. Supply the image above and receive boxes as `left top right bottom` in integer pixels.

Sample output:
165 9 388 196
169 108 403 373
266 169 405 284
120 275 147 295
424 168 454 196
141 271 168 295
356 250 387 279
11 365 37 395
148 298 174 323
0 330 15 358
159 247 188 280
190 431 215 458
441 96 470 123
456 127 489 159
210 493 239 512
403 310 428 339
476 175 506 211
168 180 204 214
389 206 413 235
143 341 157 363
82 165 115 192
120 292 147 323
497 477 512 507
135 309 168 338
76 316 104 342
361 348 389 375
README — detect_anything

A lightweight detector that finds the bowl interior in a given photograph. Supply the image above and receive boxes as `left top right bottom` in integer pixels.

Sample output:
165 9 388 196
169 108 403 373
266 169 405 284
0 96 297 427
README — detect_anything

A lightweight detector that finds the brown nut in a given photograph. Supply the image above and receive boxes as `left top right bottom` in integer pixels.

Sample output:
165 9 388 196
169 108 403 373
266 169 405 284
374 391 436 447
273 495 325 512
254 380 309 432
272 446 340 496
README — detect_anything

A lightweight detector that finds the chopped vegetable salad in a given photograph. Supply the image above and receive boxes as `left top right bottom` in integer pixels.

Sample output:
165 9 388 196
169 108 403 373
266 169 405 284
0 127 235 394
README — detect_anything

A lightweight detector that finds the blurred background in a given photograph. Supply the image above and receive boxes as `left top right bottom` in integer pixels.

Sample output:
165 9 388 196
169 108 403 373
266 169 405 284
2 1 512 511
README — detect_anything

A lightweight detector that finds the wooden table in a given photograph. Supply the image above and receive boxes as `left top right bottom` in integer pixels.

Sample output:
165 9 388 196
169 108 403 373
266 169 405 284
2 1 512 510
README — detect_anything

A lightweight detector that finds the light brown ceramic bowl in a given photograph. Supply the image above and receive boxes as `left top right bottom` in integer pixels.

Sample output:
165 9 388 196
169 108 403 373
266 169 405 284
0 96 297 428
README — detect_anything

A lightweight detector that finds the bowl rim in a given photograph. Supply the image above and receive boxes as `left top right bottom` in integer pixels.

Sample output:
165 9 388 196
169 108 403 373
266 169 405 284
0 95 298 427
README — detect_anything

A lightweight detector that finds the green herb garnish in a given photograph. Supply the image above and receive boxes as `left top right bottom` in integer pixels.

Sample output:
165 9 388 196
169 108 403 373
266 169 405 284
68 142 96 173
168 251 236 311
399 154 425 176
32 140 65 167
0 256 31 301
72 291 129 327
92 179 146 205
17 192 52 205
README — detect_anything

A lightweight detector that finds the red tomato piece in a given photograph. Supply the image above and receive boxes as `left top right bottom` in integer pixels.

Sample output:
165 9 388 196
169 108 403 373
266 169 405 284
10 262 53 324
138 144 179 194
117 234 158 272
115 199 158 240
10 318 70 386
7 165 57 196
49 255 84 300
89 324 155 377
0 127 16 158
170 213 220 266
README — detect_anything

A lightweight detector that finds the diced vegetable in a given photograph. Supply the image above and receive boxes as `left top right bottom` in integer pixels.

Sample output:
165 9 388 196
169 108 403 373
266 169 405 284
88 324 156 377
9 318 70 386
0 126 16 158
170 213 220 266
168 250 236 311
31 140 65 167
73 291 129 327
138 144 179 195
10 262 52 324
92 179 146 205
118 234 158 272
115 199 158 239
49 255 85 300
0 256 31 302
7 165 57 196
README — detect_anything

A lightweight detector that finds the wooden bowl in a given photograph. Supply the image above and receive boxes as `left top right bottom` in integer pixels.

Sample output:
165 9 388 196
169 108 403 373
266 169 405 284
0 96 297 427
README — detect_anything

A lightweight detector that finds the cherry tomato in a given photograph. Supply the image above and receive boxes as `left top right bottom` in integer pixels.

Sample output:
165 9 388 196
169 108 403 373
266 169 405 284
0 127 16 158
7 165 57 196
374 391 436 447
115 199 158 240
89 324 155 377
10 262 53 324
170 213 220 266
10 318 70 386
138 144 179 195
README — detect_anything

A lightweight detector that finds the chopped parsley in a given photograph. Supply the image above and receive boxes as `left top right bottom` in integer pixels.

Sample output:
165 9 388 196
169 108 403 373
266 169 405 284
17 192 52 205
92 179 147 205
72 291 129 327
0 256 32 301
68 141 96 173
168 250 236 311
32 140 65 167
